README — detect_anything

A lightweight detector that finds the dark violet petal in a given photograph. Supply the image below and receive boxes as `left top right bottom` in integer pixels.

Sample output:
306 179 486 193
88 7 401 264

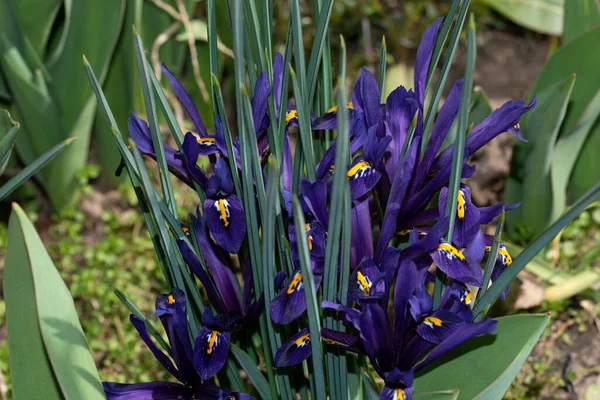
176 239 226 312
275 328 312 367
103 381 192 400
196 383 255 400
462 230 485 264
431 244 483 286
300 179 329 229
359 302 395 376
384 87 418 180
380 385 414 400
270 270 321 325
412 79 462 194
129 315 186 383
351 199 374 269
415 318 498 372
414 17 443 109
204 195 246 254
349 258 385 301
438 186 480 249
433 98 537 170
214 157 234 195
376 139 419 260
478 203 506 225
416 309 464 344
181 132 208 187
348 158 382 200
252 71 271 134
321 328 365 354
128 113 154 155
193 327 230 380
394 260 419 349
352 67 383 126
162 63 208 137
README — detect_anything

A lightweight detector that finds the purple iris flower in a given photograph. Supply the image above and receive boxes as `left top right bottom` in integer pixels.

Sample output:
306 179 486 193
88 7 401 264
204 158 246 254
273 255 497 399
102 289 253 399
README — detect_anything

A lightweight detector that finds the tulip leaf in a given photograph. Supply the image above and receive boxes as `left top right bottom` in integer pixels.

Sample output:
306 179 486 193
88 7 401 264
507 75 575 238
563 0 600 43
0 110 20 176
529 26 600 201
414 314 550 400
4 203 105 399
478 0 563 36
551 89 600 222
414 390 460 400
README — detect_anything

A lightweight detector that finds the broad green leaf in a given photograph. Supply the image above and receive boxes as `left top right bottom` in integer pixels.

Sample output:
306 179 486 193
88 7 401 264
414 314 550 399
10 0 62 56
414 390 460 400
478 0 563 36
4 203 105 399
529 26 600 200
0 110 20 175
563 0 600 43
551 89 600 222
507 75 575 237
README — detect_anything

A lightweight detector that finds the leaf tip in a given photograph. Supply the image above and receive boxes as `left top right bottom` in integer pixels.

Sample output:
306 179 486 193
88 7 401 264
132 24 139 36
82 54 90 66
340 35 346 49
211 73 220 87
65 137 77 146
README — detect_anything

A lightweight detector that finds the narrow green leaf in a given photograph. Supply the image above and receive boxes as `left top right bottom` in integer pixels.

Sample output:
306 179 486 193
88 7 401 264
231 345 271 399
0 111 20 175
0 138 75 201
478 0 563 36
507 75 575 237
293 197 326 399
306 0 334 105
291 68 316 180
114 289 171 354
415 314 550 399
422 0 470 150
475 211 504 311
474 177 600 314
5 203 105 399
378 36 386 102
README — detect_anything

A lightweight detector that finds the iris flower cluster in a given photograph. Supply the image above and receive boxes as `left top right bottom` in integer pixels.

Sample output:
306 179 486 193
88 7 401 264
105 17 535 400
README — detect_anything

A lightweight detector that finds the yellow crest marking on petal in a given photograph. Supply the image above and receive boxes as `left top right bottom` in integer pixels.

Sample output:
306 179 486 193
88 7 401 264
396 389 405 400
294 334 311 346
515 122 521 130
307 235 313 251
197 137 216 144
287 272 303 294
217 199 229 227
457 190 466 219
167 295 175 305
286 110 298 123
485 245 491 252
347 161 371 178
304 224 311 232
326 105 339 114
207 331 219 355
498 246 513 266
438 243 466 261
464 290 473 305
356 271 371 295
424 316 443 327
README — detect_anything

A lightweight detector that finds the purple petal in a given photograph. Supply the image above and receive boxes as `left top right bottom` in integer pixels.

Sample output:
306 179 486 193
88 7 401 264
416 309 464 344
352 67 383 126
273 53 284 115
204 195 246 253
181 132 208 187
129 315 185 383
162 63 208 137
384 87 418 180
394 260 419 349
270 270 323 324
275 328 313 367
253 71 271 134
348 158 382 200
380 385 414 400
103 381 192 400
415 318 498 372
412 79 462 194
414 18 443 109
321 328 366 354
351 199 374 269
430 243 483 286
193 327 230 380
300 179 329 229
359 302 395 376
